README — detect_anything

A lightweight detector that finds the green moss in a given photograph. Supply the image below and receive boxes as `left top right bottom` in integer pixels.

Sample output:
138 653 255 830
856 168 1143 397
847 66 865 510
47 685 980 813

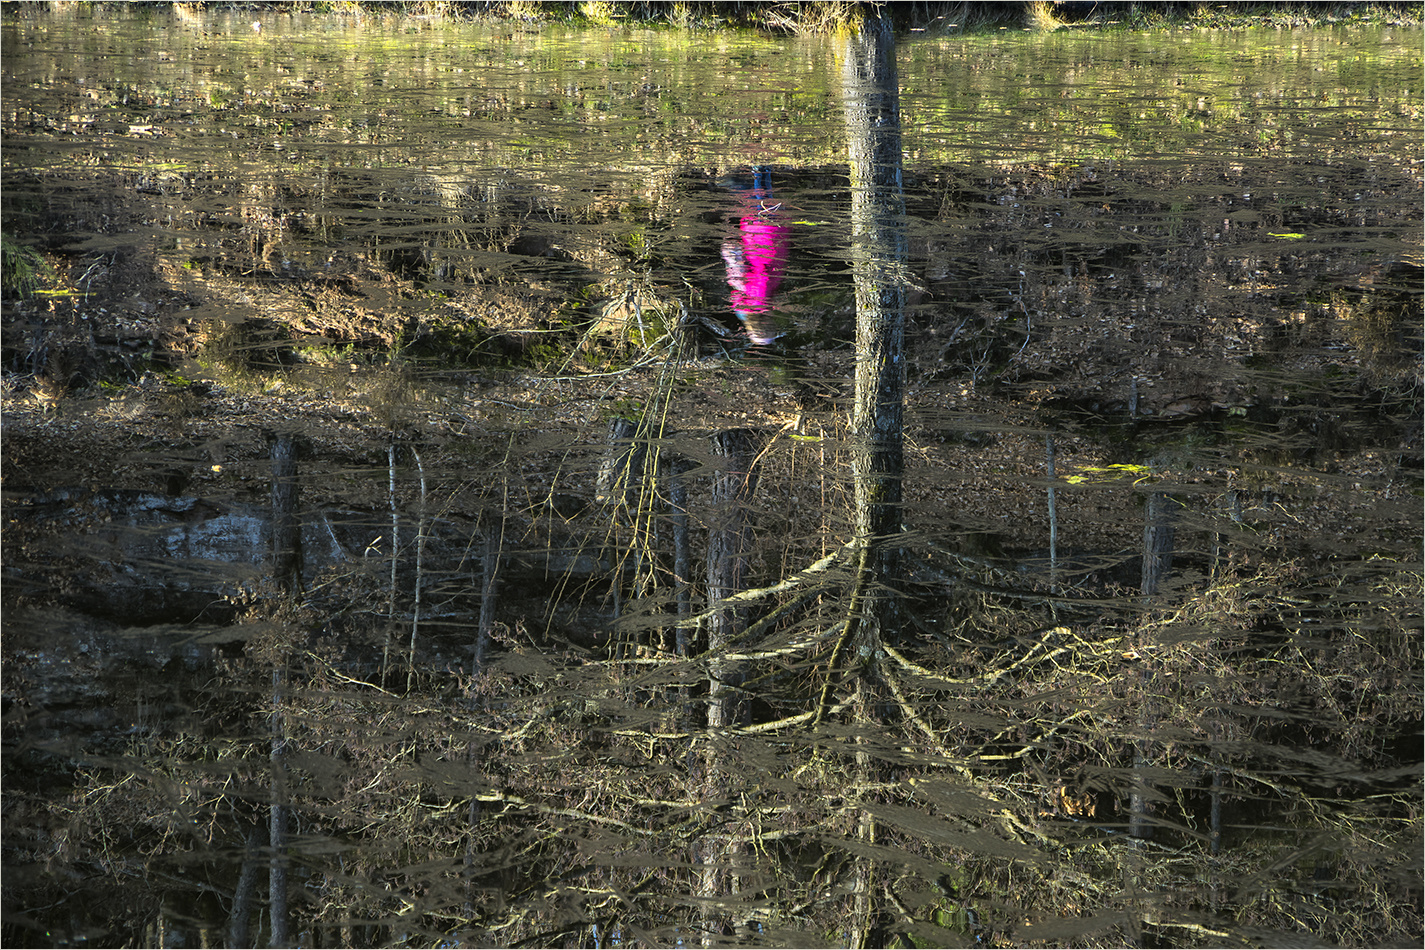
403 319 492 368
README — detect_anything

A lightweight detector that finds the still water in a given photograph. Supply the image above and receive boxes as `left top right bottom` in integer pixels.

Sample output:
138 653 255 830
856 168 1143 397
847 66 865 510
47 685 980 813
2 6 1421 948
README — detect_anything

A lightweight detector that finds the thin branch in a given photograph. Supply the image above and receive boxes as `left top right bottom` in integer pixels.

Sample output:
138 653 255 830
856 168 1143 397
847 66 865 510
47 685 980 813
677 541 856 631
406 448 428 693
472 790 655 835
814 542 872 728
881 640 1001 687
879 665 975 780
725 622 842 662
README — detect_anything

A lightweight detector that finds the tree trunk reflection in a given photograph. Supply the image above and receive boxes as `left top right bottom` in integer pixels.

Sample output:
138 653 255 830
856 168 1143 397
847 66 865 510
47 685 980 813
843 10 907 648
841 13 905 947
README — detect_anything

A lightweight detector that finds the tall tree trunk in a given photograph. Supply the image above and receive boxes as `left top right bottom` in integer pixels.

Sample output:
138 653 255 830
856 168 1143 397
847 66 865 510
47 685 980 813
843 9 907 649
597 415 650 637
383 442 399 687
705 427 763 731
464 526 499 938
265 430 299 946
1210 762 1224 856
595 415 646 510
667 453 695 730
1046 434 1060 589
1141 491 1176 598
475 526 499 677
269 431 303 596
838 15 905 946
269 666 290 947
700 427 763 943
668 453 693 654
1208 490 1239 854
406 448 428 693
1212 488 1242 580
1130 491 1177 840
226 823 265 948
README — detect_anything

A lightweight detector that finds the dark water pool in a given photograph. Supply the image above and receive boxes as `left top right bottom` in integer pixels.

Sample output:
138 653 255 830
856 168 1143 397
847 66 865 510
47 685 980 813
2 7 1421 947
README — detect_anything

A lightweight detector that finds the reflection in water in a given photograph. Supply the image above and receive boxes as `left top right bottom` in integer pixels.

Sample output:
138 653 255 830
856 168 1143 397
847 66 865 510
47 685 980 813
1 7 1421 949
842 9 907 575
833 17 912 946
720 166 791 345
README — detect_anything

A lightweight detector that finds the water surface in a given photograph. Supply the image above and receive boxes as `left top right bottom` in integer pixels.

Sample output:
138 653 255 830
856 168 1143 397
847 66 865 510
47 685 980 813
2 8 1421 948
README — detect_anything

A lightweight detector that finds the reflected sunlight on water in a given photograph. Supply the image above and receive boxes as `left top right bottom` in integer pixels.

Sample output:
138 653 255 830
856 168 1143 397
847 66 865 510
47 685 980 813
2 6 1420 948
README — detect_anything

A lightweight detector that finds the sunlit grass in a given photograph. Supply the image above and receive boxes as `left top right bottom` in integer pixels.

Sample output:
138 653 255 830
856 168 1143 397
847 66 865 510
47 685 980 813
1026 0 1063 32
60 2 1425 32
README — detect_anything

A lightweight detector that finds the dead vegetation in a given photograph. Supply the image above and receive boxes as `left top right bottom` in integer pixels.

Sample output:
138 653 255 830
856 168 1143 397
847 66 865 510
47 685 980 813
3 88 1421 950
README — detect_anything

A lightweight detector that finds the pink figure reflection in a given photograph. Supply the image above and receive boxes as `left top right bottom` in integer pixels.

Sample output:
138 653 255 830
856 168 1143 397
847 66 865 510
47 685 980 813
721 167 790 344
